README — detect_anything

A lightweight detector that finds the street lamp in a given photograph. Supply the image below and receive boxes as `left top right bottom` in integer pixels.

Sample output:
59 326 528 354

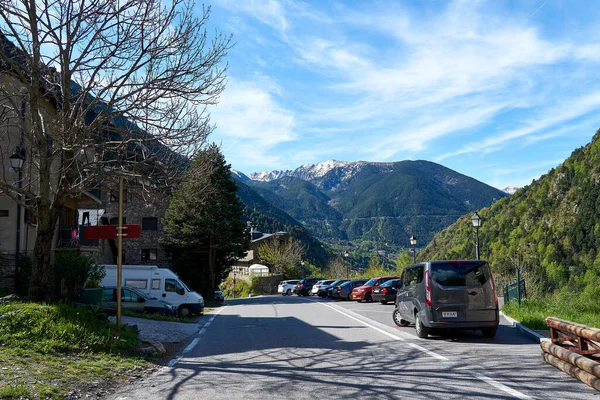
409 235 417 264
344 250 349 279
471 212 482 260
9 147 26 285
300 260 305 278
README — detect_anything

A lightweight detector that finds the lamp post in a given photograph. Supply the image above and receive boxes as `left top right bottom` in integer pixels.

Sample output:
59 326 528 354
471 212 482 260
9 147 25 283
300 260 305 278
409 235 417 264
233 268 236 299
344 250 349 279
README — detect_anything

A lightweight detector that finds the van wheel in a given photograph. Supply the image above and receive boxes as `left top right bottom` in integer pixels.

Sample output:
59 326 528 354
482 327 497 338
415 313 430 338
380 300 388 305
178 306 191 318
393 308 410 327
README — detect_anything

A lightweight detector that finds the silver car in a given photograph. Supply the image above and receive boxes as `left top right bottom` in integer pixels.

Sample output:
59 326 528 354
100 286 176 315
277 280 299 296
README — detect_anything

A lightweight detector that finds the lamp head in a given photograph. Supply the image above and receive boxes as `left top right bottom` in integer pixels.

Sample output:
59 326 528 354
409 235 417 246
471 212 482 228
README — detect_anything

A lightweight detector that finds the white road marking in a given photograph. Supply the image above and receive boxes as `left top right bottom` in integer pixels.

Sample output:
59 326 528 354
319 302 449 361
169 307 226 365
183 338 200 353
319 301 532 399
473 372 534 399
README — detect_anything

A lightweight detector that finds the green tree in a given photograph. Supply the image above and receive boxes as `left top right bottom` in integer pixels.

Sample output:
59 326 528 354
257 237 305 278
395 251 412 275
161 144 248 298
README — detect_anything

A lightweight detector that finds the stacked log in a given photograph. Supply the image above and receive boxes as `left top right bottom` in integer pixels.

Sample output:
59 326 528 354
541 317 600 392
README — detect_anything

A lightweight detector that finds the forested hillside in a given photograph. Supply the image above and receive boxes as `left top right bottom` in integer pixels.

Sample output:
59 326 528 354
246 160 507 248
422 130 600 298
236 181 330 266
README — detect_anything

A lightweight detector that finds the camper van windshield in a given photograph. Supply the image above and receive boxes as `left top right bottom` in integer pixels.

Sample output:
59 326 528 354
179 280 191 292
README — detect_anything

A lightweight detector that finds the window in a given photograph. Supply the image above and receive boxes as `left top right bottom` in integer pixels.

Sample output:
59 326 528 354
110 189 128 202
109 217 126 225
151 279 161 290
432 262 488 287
141 248 157 261
142 217 158 231
102 288 114 301
165 279 185 295
125 279 147 289
122 289 140 302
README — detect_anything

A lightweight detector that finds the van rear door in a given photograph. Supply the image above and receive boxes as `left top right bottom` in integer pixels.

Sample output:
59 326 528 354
430 261 496 322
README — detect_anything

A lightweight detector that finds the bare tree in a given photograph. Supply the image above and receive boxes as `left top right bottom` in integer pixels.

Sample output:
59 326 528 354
0 0 231 300
324 258 347 279
257 237 305 278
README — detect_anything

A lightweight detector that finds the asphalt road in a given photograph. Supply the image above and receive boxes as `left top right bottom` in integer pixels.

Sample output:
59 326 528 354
112 295 599 400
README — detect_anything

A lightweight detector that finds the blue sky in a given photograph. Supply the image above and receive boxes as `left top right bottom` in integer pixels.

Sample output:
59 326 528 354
205 0 600 190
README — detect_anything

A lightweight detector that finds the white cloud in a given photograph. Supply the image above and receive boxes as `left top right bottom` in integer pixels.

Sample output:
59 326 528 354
211 77 297 166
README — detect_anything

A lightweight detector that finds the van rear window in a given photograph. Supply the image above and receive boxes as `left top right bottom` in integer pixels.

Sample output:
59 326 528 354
431 262 489 286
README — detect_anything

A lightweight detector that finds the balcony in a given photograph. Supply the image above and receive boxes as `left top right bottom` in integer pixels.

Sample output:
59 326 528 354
56 224 99 248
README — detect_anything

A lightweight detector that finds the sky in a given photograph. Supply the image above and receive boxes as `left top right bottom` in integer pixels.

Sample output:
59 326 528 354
204 0 600 190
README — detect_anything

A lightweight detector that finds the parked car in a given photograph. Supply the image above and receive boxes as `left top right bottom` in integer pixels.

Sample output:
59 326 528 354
100 286 176 315
350 276 399 302
392 260 499 339
311 280 336 295
317 279 348 297
372 279 400 304
326 280 350 298
295 278 324 296
278 280 300 296
214 287 224 302
332 279 368 300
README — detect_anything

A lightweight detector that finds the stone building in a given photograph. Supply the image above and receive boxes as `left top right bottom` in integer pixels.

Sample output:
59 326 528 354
94 180 171 268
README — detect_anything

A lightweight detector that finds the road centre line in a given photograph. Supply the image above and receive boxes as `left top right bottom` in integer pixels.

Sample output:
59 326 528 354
318 301 532 399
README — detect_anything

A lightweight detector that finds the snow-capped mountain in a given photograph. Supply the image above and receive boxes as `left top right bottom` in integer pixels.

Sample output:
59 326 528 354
249 160 371 184
502 186 519 195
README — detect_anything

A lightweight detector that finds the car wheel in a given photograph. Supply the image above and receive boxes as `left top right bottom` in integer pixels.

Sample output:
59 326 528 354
482 327 497 338
365 293 373 303
415 312 430 338
393 308 410 327
286 289 291 296
178 306 191 318
380 300 388 305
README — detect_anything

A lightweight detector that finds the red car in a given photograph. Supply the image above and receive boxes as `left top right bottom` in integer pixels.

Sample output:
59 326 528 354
350 276 399 303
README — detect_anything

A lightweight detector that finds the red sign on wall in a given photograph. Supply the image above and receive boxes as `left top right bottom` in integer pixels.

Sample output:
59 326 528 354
84 224 141 240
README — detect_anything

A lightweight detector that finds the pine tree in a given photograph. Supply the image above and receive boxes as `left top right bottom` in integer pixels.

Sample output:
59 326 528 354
161 144 249 298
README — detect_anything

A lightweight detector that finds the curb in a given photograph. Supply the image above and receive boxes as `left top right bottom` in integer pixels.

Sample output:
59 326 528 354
500 311 546 342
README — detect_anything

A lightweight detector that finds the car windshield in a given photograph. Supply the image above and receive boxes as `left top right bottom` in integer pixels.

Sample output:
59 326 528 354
381 279 398 287
364 278 378 286
431 262 489 286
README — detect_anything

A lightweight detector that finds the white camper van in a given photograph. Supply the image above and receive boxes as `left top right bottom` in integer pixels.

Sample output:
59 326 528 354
101 265 204 317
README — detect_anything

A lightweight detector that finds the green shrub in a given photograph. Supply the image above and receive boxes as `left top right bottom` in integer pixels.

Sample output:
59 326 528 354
221 277 250 298
48 252 105 301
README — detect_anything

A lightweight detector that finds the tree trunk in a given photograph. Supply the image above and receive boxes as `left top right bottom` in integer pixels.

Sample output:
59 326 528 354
28 198 60 301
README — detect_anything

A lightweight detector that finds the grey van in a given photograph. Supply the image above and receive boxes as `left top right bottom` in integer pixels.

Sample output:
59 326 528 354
393 260 499 338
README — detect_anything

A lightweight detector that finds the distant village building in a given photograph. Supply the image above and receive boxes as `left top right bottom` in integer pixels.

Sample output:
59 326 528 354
230 224 289 277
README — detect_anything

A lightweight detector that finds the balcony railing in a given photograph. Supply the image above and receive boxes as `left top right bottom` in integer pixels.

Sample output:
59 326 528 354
56 224 99 248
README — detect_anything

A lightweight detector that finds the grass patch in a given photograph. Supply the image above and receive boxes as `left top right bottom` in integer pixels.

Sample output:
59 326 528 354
502 296 600 330
0 302 151 399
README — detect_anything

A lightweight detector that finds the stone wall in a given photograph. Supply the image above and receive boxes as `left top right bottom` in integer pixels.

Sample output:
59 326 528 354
96 183 171 268
251 274 283 295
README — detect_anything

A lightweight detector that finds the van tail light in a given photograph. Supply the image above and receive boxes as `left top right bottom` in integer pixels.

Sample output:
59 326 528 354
381 288 388 294
490 272 499 305
425 270 432 307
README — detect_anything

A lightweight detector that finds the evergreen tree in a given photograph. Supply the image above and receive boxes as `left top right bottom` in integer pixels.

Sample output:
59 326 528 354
161 144 249 298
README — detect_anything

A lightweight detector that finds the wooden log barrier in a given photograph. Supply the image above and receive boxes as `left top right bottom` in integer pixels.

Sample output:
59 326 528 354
546 317 600 356
542 353 600 391
541 340 600 378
